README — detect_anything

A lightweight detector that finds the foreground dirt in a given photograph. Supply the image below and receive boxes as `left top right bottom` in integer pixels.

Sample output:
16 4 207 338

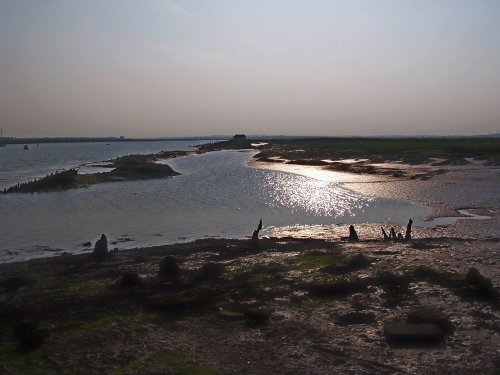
1 236 498 375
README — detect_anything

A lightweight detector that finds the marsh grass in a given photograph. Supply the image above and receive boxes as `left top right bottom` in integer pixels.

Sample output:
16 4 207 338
155 350 219 375
259 137 500 164
0 341 51 375
293 251 346 271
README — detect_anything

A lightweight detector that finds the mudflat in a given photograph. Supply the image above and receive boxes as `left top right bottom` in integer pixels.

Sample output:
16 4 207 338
0 235 498 374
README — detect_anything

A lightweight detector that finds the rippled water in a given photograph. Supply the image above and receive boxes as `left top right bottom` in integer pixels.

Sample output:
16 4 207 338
0 144 435 262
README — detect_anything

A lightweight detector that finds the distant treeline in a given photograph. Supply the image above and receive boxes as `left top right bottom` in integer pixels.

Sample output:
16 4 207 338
0 136 230 145
2 134 499 145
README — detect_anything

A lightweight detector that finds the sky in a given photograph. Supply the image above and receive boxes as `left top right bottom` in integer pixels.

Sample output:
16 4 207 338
1 0 499 138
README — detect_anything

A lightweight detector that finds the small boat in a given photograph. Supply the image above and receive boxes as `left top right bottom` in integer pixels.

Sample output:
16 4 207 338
24 145 30 150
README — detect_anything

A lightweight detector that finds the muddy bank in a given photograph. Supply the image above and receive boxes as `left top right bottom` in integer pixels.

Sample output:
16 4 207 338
1 237 498 374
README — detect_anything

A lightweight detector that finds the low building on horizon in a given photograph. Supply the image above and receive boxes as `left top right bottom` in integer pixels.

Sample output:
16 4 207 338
233 134 246 141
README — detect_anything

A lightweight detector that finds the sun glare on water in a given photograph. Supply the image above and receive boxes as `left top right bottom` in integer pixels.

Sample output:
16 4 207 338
262 172 372 217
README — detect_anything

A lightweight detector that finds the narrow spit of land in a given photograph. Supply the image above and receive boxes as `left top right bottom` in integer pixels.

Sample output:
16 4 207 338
3 151 191 193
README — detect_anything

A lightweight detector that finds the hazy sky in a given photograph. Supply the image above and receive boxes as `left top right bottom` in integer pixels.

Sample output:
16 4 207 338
1 1 499 137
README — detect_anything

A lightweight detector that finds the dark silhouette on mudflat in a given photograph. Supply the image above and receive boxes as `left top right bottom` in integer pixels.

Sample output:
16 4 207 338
405 219 413 240
390 227 397 241
93 234 108 259
348 225 359 242
381 227 390 241
252 218 263 239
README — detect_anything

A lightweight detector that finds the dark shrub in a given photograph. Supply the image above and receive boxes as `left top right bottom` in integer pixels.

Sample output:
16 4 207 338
198 262 225 280
119 272 142 288
158 256 180 280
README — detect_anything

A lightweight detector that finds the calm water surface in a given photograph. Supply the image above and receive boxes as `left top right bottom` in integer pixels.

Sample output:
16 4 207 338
0 142 435 262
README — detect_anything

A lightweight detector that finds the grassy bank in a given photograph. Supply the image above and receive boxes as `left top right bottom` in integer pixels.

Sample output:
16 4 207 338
256 137 500 165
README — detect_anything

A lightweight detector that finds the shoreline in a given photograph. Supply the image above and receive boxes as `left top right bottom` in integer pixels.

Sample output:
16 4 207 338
2 148 498 263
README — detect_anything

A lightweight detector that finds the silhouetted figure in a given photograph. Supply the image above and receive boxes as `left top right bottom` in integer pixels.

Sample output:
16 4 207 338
397 233 404 241
252 218 263 239
93 234 108 259
381 227 390 241
348 225 359 242
389 227 397 241
405 218 413 241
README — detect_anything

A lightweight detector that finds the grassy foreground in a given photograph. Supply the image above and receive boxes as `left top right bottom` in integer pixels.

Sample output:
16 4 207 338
0 237 498 374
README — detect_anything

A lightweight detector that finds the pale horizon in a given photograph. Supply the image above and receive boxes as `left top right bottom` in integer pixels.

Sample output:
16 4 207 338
1 1 500 138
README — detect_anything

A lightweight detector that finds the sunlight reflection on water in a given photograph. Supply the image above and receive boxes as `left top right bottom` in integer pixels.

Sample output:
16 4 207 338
0 149 442 262
262 172 372 217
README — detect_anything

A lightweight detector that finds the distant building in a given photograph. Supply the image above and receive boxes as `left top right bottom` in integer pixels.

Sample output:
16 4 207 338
233 134 246 141
120 136 125 140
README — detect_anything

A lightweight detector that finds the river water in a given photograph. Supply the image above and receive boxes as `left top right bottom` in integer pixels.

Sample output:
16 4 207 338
0 141 435 262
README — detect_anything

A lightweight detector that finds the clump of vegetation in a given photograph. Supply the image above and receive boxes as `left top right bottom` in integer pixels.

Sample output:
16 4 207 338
294 251 346 271
375 271 411 293
119 272 142 288
12 321 46 352
409 265 496 299
144 287 220 315
243 307 272 325
0 276 33 292
244 273 272 285
155 349 219 375
411 266 467 289
197 262 225 281
322 253 372 274
4 169 81 193
158 256 181 280
307 278 369 298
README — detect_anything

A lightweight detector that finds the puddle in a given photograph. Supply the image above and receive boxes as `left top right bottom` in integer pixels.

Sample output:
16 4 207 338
427 209 492 226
